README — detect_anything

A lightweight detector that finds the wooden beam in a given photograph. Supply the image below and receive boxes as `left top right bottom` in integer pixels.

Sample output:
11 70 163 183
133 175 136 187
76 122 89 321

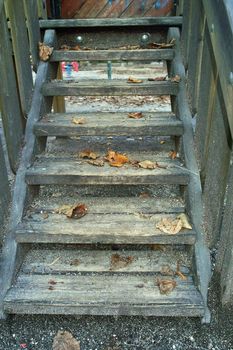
0 6 24 172
40 17 183 28
0 135 10 234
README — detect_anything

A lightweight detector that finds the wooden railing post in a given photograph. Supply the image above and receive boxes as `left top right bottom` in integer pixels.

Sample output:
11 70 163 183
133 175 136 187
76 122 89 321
0 135 10 232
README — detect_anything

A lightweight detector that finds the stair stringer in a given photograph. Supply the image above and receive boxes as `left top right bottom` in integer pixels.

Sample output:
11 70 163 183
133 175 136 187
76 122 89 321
0 29 58 318
167 27 211 323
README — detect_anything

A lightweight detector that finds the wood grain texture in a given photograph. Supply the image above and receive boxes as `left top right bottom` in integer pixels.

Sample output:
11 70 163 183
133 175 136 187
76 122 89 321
40 17 183 28
0 136 10 231
4 274 204 316
42 80 179 97
34 112 183 137
51 49 175 62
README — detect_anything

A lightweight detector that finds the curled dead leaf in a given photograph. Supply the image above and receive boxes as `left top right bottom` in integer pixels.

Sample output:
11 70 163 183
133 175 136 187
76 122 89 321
138 160 157 169
148 76 167 81
56 203 88 219
79 149 99 160
161 265 175 276
128 112 143 119
156 278 177 295
148 38 175 49
72 117 86 125
39 42 53 61
110 253 134 270
177 213 192 230
171 75 181 83
88 159 105 167
105 150 129 167
53 330 80 350
176 260 187 280
169 150 178 159
156 217 183 234
127 76 143 84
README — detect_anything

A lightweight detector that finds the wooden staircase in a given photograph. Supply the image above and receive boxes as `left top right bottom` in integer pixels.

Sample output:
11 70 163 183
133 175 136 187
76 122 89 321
0 18 211 322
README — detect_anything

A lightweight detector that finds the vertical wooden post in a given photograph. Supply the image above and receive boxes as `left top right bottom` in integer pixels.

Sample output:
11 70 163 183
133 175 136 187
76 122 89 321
0 6 24 172
7 0 34 117
0 135 10 232
24 0 41 69
53 63 66 113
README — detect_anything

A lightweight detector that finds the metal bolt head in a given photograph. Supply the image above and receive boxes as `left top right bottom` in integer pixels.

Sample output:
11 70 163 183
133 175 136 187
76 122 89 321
76 35 83 44
229 72 233 85
141 33 151 43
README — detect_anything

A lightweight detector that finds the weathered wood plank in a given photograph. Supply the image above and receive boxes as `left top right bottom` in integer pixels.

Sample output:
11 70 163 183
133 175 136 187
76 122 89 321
40 17 183 28
34 112 183 137
42 80 179 97
25 154 190 186
21 248 190 274
168 27 211 323
120 0 157 18
0 136 10 230
7 0 33 116
24 0 41 68
0 30 57 319
51 49 175 62
80 0 109 18
4 274 204 316
0 6 24 172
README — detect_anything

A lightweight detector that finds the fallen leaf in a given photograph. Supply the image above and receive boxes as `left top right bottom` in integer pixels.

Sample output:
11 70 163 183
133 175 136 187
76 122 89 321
177 213 192 230
56 203 88 219
150 244 166 251
39 42 53 61
127 76 143 84
60 44 71 50
88 159 105 167
128 112 143 119
72 117 86 125
139 192 151 198
160 265 175 276
176 260 187 280
79 149 99 160
138 160 157 169
148 76 167 81
171 75 181 83
148 38 175 49
53 330 80 350
70 259 80 266
156 217 183 234
110 254 134 270
156 278 177 295
169 150 178 159
105 150 129 167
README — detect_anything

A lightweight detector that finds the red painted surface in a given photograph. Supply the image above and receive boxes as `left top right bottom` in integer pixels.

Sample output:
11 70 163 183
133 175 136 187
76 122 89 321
60 0 174 19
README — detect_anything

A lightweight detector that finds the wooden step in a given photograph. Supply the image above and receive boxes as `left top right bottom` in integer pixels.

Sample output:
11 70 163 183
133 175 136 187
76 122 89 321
15 196 196 245
34 112 183 137
25 154 189 186
50 49 175 62
4 247 204 317
42 80 179 97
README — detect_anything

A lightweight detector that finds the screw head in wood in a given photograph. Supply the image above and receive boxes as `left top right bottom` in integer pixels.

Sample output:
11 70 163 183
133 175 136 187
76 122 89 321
76 36 83 44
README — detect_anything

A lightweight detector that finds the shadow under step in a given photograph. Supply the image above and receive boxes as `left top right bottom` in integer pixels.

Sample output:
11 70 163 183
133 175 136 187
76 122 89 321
15 196 196 244
42 80 179 97
25 154 190 186
4 246 204 317
34 112 183 137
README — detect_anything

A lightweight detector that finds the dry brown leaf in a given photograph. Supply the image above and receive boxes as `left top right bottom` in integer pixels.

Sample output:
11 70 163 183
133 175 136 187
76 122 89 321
105 150 129 167
148 38 175 49
110 254 134 270
161 265 175 276
150 244 166 252
127 76 143 84
128 112 143 119
171 75 181 83
139 192 151 198
176 260 187 280
53 330 80 350
72 117 86 125
177 213 192 230
156 217 183 234
60 44 71 50
39 42 53 61
56 203 88 219
156 278 177 295
88 159 105 167
169 150 178 159
79 149 99 160
70 259 80 266
148 76 167 81
138 160 157 169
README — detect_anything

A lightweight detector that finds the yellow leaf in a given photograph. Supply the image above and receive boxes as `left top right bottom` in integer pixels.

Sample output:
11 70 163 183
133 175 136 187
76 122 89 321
56 203 87 219
72 117 86 125
39 42 53 61
139 160 157 169
156 278 177 295
79 149 99 160
177 213 192 230
128 112 143 119
127 76 143 83
156 217 183 234
105 150 129 167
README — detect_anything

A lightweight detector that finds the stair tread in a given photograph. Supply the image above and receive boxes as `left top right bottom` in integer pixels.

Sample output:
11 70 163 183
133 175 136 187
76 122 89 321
15 195 195 245
51 48 175 62
20 247 191 274
4 273 204 316
42 79 179 96
25 153 189 186
34 112 183 137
